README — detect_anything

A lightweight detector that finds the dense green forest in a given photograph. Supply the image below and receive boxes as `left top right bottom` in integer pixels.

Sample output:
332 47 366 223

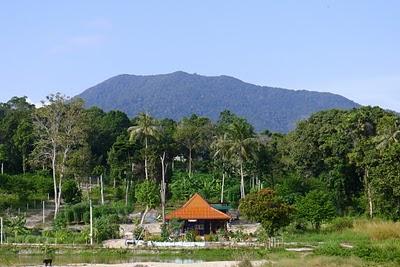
1 94 400 243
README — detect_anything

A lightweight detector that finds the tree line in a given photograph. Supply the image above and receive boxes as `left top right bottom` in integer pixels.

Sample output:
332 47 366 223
1 94 400 225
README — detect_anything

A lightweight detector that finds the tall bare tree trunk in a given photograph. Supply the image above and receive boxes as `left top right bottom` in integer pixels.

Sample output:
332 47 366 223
125 177 129 206
52 146 58 217
240 162 245 199
188 148 192 177
365 169 373 218
57 149 69 212
100 174 104 205
220 171 225 203
22 154 26 174
160 152 167 223
140 205 149 225
144 137 149 180
1 162 3 175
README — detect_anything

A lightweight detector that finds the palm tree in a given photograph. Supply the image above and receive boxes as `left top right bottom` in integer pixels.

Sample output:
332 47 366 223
212 133 230 203
128 113 159 180
225 120 257 199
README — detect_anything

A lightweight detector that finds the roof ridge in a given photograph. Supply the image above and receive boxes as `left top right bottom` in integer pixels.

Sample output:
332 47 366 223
166 193 230 220
182 193 209 208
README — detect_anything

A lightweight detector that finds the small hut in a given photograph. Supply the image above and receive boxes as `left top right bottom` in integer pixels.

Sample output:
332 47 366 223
166 193 231 235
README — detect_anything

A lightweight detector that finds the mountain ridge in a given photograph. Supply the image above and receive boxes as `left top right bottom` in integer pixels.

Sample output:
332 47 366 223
76 71 360 132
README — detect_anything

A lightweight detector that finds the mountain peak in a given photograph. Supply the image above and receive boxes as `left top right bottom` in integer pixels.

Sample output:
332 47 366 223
76 72 359 132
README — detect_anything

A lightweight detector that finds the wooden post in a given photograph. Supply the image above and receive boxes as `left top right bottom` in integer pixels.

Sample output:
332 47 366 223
90 199 93 245
42 201 45 224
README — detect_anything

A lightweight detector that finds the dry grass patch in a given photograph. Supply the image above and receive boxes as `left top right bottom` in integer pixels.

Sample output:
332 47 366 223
353 219 400 241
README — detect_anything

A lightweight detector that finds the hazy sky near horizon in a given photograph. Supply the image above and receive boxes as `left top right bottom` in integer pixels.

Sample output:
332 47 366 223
1 1 399 110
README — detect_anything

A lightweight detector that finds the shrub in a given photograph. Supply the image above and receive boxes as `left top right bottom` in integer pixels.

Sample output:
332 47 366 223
204 233 218 242
296 190 336 230
328 217 353 232
160 223 170 241
184 229 197 242
94 215 120 242
133 226 145 240
135 180 160 208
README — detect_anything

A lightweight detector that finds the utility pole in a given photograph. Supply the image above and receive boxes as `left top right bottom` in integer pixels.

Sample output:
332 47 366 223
90 199 93 245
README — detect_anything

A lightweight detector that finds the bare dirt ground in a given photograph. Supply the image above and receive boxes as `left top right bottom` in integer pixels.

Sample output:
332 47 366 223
25 203 54 229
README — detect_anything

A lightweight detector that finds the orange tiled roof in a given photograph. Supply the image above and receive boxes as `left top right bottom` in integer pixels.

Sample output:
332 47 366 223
166 193 231 220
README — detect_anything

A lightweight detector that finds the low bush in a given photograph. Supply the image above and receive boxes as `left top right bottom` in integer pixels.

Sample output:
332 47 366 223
93 215 120 242
184 229 197 242
327 217 353 232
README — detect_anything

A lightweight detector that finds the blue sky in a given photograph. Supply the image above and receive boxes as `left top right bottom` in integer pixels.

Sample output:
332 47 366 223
1 1 399 110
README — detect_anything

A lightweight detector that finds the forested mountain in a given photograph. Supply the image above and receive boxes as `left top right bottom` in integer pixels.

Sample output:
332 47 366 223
77 71 359 132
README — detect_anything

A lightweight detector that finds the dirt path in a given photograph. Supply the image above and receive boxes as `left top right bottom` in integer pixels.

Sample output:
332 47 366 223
25 203 54 228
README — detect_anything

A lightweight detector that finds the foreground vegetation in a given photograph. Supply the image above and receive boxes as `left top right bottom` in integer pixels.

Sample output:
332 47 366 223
1 219 400 266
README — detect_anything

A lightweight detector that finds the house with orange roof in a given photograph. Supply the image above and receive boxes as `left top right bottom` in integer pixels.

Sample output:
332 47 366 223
166 193 231 235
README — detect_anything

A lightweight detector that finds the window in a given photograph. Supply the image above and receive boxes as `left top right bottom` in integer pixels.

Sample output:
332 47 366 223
195 224 204 231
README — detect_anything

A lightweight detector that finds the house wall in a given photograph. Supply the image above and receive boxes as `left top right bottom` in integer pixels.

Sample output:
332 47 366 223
183 220 227 235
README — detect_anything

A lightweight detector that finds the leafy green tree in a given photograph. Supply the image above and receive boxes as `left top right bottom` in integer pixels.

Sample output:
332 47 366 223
108 134 135 187
128 113 159 180
296 190 336 230
370 143 400 220
174 115 214 177
135 180 160 225
32 94 87 217
169 172 221 202
239 188 292 235
62 180 82 204
0 144 7 175
86 108 131 167
13 119 34 174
